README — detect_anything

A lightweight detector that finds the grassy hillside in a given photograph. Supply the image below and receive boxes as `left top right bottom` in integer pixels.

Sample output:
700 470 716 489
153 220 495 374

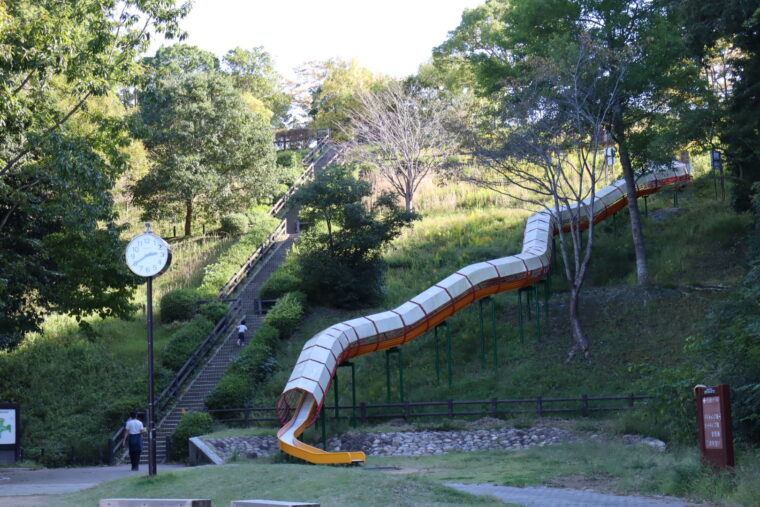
257 168 751 430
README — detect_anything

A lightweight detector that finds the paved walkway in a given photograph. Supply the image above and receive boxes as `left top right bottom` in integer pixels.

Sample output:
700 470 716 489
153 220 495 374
0 464 183 506
446 483 703 507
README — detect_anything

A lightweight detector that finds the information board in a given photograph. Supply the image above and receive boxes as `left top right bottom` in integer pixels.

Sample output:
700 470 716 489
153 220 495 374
0 407 16 445
695 385 734 468
0 403 19 464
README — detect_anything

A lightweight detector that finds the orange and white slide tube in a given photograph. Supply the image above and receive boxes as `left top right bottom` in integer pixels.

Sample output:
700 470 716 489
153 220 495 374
276 163 692 464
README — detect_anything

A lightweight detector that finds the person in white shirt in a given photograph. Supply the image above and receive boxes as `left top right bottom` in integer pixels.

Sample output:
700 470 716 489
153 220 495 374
121 411 145 471
236 319 248 346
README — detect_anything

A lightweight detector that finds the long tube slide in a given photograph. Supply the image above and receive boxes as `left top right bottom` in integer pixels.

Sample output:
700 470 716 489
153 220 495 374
276 163 692 464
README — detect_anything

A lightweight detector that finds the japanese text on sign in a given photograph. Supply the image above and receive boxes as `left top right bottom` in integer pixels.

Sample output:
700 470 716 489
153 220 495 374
702 396 722 449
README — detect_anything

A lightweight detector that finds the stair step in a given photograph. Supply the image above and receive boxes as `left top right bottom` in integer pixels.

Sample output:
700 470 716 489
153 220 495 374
123 232 300 465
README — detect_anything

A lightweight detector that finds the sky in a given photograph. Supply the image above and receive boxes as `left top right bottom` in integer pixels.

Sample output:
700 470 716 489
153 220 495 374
151 0 483 81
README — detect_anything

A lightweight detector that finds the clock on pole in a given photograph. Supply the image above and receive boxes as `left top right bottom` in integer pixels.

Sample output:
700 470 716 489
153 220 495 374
126 224 172 277
125 223 171 477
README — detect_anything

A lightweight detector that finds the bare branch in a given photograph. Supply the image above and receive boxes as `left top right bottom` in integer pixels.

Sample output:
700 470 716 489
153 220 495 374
343 82 460 211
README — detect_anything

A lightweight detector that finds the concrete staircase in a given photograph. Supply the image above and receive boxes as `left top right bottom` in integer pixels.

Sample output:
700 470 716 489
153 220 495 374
129 142 339 465
138 234 296 465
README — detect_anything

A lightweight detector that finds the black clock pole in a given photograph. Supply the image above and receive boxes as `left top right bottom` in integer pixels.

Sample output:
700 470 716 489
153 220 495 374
147 275 157 477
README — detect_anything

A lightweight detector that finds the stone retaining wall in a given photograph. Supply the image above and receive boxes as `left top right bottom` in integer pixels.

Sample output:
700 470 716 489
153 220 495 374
202 424 576 462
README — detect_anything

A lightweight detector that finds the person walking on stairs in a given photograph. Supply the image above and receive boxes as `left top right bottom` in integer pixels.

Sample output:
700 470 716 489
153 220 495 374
237 319 248 346
121 411 145 471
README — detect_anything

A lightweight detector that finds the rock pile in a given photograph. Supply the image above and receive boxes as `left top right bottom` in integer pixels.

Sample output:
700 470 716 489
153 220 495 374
202 424 576 462
329 426 576 456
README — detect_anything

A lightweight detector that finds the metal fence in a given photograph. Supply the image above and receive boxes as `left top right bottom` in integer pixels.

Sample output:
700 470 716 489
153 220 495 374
207 394 652 426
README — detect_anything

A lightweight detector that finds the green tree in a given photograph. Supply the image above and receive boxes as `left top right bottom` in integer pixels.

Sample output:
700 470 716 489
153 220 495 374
293 165 418 308
299 59 386 137
223 47 292 127
437 0 707 286
132 71 278 236
146 43 219 74
679 0 760 211
0 0 188 349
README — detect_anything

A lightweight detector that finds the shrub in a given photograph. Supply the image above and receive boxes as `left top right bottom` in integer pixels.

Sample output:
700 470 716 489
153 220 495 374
264 291 307 338
197 216 280 299
244 205 270 226
198 301 228 325
159 288 197 324
220 213 248 236
0 335 139 467
170 411 213 461
250 324 280 349
277 150 301 168
259 267 301 300
161 316 213 372
205 372 252 420
298 250 387 308
230 340 275 381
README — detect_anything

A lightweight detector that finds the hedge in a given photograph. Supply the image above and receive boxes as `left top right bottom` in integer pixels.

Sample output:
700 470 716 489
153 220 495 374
159 288 197 324
220 213 248 236
196 216 280 299
259 257 301 300
161 316 214 372
170 411 213 461
264 291 307 338
198 301 228 324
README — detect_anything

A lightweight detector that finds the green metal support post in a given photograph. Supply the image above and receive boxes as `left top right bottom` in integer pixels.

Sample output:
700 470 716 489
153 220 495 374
488 297 497 375
333 369 339 420
338 361 356 426
446 323 453 389
518 290 525 344
398 348 404 402
643 195 649 217
385 348 405 403
320 405 326 449
478 299 486 369
434 326 441 383
552 236 558 270
385 349 391 403
534 285 542 343
526 287 533 320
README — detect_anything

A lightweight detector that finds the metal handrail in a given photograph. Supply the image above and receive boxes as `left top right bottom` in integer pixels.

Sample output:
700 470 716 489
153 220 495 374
218 220 287 299
268 135 331 218
105 133 338 464
218 135 338 299
105 307 240 464
154 309 238 412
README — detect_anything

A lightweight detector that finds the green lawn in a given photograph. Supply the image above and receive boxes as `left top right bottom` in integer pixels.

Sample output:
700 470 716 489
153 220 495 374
57 461 507 507
56 432 759 506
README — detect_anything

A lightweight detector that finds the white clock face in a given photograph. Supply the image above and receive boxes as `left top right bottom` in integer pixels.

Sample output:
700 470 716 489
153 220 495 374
126 232 172 277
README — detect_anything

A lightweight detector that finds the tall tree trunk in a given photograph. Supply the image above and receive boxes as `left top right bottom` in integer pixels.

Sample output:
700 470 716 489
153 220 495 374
184 198 193 237
567 286 590 361
613 117 649 286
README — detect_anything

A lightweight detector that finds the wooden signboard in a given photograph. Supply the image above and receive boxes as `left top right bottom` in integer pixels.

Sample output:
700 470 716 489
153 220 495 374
694 384 734 468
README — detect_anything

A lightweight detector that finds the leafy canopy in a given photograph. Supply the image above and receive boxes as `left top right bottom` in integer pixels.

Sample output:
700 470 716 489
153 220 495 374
132 70 278 235
0 0 188 349
293 164 418 308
